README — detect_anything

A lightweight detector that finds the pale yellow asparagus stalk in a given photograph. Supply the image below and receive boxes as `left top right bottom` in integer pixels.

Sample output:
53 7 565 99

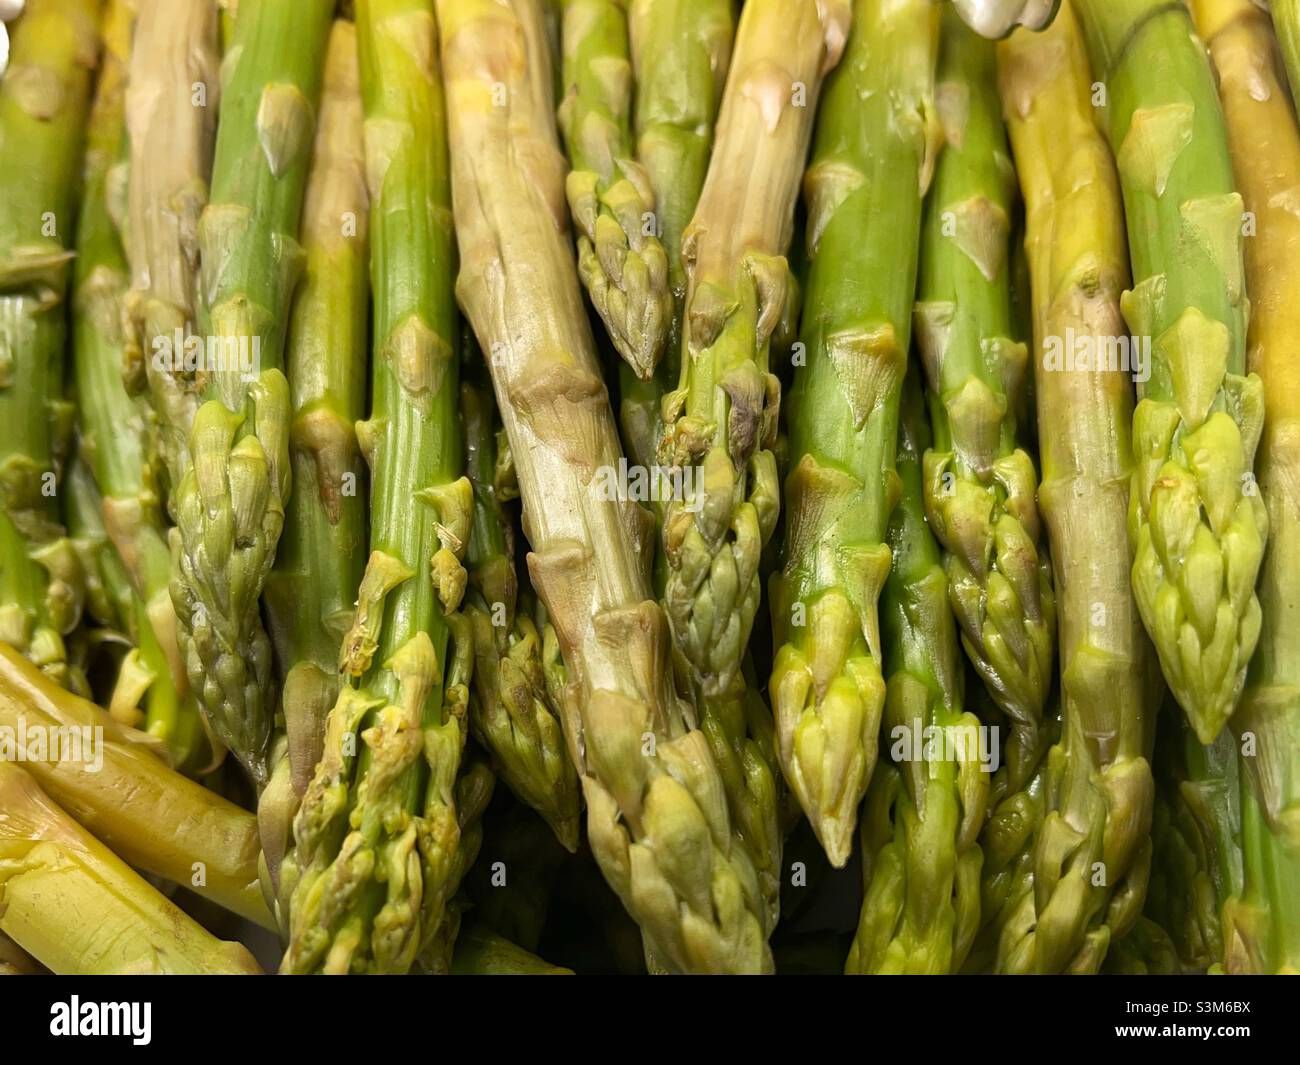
1191 0 1300 975
0 762 261 975
990 2 1158 973
122 0 219 505
0 642 270 927
439 0 772 974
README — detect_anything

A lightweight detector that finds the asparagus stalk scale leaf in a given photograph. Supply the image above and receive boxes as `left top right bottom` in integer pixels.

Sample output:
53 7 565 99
121 0 220 504
846 370 988 975
989 2 1158 973
659 0 849 741
74 0 206 769
1191 0 1300 974
0 762 261 975
0 0 100 692
440 0 772 974
915 6 1054 792
282 0 474 975
557 0 671 380
261 17 369 899
770 0 939 868
172 0 334 784
462 370 580 851
1073 0 1267 745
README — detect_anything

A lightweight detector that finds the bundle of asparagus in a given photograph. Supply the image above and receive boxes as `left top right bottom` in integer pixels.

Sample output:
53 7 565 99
2 0 1298 980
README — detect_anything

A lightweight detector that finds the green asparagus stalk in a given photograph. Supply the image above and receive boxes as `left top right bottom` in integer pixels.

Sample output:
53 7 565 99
65 455 204 762
0 762 261 975
462 371 580 850
1191 0 1300 974
172 0 333 784
74 0 206 769
1142 704 1240 971
618 0 732 470
450 923 574 975
846 370 987 974
1073 0 1266 745
0 642 271 926
1270 1 1300 108
770 0 939 867
282 0 474 975
658 0 849 757
626 0 731 381
0 0 100 692
557 0 671 380
987 2 1158 973
260 17 370 900
440 0 771 973
915 6 1054 792
121 0 219 506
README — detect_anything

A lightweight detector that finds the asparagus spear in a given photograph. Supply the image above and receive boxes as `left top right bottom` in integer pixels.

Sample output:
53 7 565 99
1190 0 1300 974
627 0 730 374
915 6 1054 792
988 3 1158 973
658 0 849 753
172 0 333 784
1073 0 1267 745
770 0 939 867
622 0 782 927
0 642 271 927
0 0 100 692
261 17 369 899
618 0 732 469
0 762 261 975
557 0 670 380
73 0 207 769
282 0 474 975
1270 1 1300 107
462 371 580 850
1142 704 1240 971
121 0 219 505
847 370 988 974
440 0 771 973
